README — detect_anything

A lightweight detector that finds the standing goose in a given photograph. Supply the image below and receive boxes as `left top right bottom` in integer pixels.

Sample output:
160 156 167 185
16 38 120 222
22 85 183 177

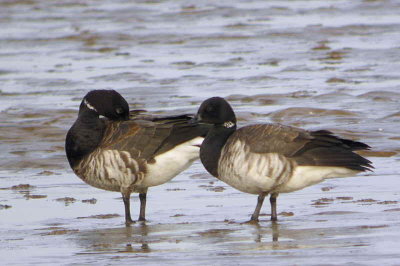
195 97 373 222
65 90 209 225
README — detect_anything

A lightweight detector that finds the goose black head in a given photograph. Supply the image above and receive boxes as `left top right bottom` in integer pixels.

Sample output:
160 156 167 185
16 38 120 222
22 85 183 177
79 90 129 120
196 97 236 128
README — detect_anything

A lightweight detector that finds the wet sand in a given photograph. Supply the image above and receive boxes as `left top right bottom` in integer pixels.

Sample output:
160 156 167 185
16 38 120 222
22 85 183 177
1 0 400 265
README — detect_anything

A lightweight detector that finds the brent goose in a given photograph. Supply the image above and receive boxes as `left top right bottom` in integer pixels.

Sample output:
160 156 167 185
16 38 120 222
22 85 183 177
195 97 373 222
65 90 209 225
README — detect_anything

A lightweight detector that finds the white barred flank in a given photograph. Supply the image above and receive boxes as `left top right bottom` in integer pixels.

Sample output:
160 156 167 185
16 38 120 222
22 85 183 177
74 149 145 193
218 139 360 195
218 139 295 195
140 137 203 188
74 137 203 193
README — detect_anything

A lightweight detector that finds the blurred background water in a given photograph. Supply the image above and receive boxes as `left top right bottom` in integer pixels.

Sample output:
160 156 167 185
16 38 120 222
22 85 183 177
1 0 400 265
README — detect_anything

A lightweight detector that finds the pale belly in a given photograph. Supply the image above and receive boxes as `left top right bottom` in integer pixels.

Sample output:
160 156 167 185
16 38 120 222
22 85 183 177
276 166 359 193
74 149 142 192
217 164 359 195
217 150 292 195
217 172 276 195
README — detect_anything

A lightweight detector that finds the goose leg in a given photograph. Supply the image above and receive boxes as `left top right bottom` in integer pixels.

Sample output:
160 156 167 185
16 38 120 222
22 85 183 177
250 194 267 222
122 192 134 226
270 193 279 221
138 192 147 222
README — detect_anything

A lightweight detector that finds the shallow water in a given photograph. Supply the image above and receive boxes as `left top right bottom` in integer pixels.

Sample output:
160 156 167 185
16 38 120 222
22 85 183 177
1 0 400 265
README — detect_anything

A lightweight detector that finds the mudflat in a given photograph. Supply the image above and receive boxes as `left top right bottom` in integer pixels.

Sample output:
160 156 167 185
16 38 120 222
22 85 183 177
1 0 400 265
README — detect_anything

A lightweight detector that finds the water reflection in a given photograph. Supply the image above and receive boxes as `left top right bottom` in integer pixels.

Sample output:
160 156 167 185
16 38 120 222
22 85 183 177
251 221 280 243
119 224 150 253
272 222 280 242
74 220 285 256
74 223 154 255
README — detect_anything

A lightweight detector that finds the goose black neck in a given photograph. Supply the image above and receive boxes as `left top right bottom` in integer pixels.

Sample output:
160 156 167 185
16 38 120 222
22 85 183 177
65 109 105 168
200 125 236 177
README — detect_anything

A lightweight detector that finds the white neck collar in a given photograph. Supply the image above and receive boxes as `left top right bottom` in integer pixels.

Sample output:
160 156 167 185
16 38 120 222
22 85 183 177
223 121 235 128
84 99 97 112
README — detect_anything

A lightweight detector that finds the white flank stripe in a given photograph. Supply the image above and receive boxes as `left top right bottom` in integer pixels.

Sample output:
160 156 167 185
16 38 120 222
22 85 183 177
141 137 203 188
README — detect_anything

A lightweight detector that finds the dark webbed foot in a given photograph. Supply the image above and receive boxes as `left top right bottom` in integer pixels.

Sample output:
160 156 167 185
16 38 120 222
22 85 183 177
125 218 135 226
243 219 260 225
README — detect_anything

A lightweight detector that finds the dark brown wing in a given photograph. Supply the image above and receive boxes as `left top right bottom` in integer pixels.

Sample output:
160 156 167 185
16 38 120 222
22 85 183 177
99 115 209 160
234 124 311 156
232 124 373 171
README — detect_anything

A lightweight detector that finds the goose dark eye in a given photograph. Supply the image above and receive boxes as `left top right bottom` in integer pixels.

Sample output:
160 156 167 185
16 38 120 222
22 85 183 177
115 107 124 114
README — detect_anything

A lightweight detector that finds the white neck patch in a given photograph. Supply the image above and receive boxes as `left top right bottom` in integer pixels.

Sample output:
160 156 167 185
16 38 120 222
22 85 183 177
223 121 235 128
84 99 98 112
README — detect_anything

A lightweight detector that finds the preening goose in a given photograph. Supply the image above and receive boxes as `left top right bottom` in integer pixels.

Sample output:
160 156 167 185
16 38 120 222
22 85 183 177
66 90 209 225
195 97 373 222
